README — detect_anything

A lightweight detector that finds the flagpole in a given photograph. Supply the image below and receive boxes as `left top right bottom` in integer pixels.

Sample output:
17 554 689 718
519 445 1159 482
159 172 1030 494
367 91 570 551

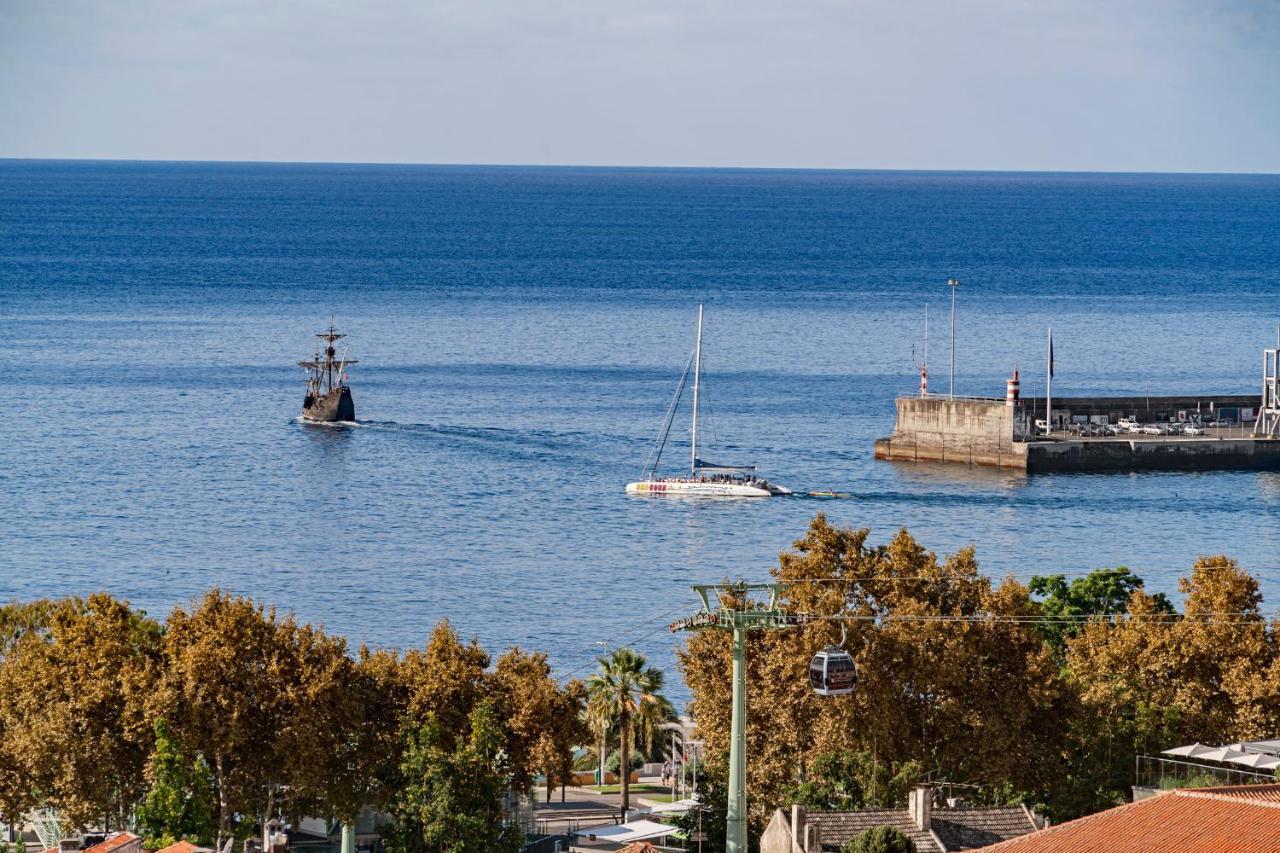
1046 327 1053 437
947 278 960 398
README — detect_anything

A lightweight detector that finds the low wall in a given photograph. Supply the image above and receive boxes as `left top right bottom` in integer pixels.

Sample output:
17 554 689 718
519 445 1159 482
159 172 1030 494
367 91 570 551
1026 437 1280 472
876 397 1026 469
569 771 638 786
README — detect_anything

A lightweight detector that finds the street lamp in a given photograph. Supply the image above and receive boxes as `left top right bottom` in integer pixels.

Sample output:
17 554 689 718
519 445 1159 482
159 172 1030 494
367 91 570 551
947 278 960 398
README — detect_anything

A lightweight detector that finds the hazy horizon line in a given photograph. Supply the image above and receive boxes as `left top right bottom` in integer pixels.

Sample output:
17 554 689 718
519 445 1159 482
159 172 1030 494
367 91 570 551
2 155 1276 178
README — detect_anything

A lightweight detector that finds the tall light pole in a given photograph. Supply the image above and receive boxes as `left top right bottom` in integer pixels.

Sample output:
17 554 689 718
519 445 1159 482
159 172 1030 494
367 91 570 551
947 278 960 398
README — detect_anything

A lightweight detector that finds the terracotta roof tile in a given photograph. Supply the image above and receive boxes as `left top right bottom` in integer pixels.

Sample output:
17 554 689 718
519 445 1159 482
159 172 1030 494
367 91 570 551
975 785 1280 852
152 842 206 853
83 835 140 853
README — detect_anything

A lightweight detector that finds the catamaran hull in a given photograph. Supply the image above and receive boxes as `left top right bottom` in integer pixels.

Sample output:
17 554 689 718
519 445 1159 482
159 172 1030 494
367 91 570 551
626 480 773 497
302 387 355 422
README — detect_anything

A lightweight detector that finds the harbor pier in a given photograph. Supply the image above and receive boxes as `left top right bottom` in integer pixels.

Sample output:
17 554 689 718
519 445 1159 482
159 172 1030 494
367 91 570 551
874 394 1280 473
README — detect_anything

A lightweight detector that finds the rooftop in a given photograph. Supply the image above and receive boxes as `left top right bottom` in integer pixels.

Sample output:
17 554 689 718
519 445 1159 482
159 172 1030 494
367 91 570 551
975 785 1280 852
811 805 1038 853
82 835 140 853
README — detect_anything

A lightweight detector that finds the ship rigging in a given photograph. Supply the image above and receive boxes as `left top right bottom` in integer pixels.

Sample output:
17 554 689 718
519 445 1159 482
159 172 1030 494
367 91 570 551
298 323 357 422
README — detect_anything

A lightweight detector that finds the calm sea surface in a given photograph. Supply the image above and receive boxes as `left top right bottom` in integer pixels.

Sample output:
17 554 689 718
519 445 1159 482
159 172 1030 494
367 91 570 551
4 160 1280 700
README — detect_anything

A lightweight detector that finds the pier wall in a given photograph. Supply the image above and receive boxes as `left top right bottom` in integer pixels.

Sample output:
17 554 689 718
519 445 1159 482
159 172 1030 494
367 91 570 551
1026 437 1280 472
875 398 1027 468
875 395 1280 473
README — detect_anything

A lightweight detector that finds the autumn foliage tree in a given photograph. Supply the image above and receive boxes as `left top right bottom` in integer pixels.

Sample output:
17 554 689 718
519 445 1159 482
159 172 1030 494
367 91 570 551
1062 555 1278 814
0 592 585 848
679 516 1070 829
0 594 160 826
679 516 1280 827
385 622 587 851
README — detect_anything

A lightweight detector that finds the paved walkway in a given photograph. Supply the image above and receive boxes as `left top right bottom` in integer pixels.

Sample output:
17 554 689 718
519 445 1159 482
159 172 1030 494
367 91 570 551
532 779 693 836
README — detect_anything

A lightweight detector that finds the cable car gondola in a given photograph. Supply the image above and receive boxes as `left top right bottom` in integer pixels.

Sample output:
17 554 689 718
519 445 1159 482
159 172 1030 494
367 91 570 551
809 645 856 696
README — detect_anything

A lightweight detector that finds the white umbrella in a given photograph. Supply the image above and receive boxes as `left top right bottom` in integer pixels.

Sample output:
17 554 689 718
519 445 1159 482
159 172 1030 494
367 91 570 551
1163 743 1218 758
1194 747 1251 764
1224 752 1280 770
1238 739 1280 754
578 820 679 843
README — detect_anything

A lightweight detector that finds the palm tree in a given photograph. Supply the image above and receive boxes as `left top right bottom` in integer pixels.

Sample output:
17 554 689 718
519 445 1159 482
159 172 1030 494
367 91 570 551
585 647 675 818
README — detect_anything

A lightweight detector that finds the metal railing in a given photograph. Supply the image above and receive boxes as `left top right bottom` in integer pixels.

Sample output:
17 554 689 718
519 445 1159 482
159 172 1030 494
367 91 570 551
1135 755 1277 791
896 394 1008 404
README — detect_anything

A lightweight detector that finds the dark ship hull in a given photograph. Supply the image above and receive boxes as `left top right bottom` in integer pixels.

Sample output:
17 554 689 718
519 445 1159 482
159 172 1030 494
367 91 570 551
302 386 355 422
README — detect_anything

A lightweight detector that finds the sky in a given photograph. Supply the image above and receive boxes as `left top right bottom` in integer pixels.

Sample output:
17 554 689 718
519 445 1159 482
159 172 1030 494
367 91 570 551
1 0 1277 171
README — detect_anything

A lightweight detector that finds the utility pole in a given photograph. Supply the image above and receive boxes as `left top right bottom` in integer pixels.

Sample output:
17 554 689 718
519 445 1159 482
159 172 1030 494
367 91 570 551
947 278 960 398
670 583 807 853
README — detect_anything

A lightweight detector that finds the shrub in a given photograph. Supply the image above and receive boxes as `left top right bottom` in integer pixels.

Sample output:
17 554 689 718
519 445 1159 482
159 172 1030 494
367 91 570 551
841 825 917 853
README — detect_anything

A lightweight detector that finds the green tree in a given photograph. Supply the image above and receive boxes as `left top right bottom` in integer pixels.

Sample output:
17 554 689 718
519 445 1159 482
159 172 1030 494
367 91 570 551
136 720 217 848
671 759 733 853
586 648 675 817
785 751 922 811
1030 567 1173 656
842 825 917 853
387 701 519 853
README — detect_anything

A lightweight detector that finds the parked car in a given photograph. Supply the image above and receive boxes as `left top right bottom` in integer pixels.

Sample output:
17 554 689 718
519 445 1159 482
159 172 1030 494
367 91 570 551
1141 424 1164 435
1183 424 1205 435
1117 417 1139 431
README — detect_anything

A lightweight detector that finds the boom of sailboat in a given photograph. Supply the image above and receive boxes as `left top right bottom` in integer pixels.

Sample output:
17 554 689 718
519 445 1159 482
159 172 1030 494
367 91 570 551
626 304 792 498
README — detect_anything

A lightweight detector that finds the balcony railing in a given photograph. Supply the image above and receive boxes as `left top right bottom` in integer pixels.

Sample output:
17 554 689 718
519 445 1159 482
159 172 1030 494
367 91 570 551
1135 755 1277 791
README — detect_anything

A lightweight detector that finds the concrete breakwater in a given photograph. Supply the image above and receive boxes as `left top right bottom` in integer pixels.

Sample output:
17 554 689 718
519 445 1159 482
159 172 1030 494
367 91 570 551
874 396 1280 473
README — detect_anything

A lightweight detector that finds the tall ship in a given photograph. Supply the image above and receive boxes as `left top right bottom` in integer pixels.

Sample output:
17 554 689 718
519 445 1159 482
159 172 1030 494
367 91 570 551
299 323 357 422
626 305 790 497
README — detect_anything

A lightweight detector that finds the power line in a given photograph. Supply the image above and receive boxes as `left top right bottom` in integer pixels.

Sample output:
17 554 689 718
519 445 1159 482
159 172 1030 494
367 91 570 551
552 573 1280 682
812 613 1270 625
555 601 693 680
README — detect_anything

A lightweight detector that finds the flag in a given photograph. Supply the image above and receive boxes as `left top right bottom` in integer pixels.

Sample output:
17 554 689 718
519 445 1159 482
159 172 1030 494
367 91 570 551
1048 329 1054 378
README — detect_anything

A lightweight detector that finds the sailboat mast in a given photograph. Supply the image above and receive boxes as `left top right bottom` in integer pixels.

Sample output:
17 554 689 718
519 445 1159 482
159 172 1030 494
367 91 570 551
691 304 704 476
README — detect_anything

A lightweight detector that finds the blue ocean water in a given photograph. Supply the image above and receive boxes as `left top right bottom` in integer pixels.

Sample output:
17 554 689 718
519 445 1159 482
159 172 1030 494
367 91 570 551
3 160 1280 700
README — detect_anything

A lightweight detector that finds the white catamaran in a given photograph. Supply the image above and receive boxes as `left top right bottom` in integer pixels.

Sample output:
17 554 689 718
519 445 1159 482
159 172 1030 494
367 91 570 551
626 304 791 498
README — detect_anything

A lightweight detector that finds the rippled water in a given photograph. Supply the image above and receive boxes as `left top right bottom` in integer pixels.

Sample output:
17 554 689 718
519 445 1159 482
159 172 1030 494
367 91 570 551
4 161 1280 701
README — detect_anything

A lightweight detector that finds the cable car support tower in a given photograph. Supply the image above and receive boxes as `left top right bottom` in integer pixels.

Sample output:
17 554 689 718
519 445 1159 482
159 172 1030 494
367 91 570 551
670 583 809 853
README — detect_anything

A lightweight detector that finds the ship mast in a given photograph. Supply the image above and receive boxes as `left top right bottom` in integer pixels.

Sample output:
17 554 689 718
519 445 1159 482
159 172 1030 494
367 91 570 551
299 323 357 396
691 303 704 477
